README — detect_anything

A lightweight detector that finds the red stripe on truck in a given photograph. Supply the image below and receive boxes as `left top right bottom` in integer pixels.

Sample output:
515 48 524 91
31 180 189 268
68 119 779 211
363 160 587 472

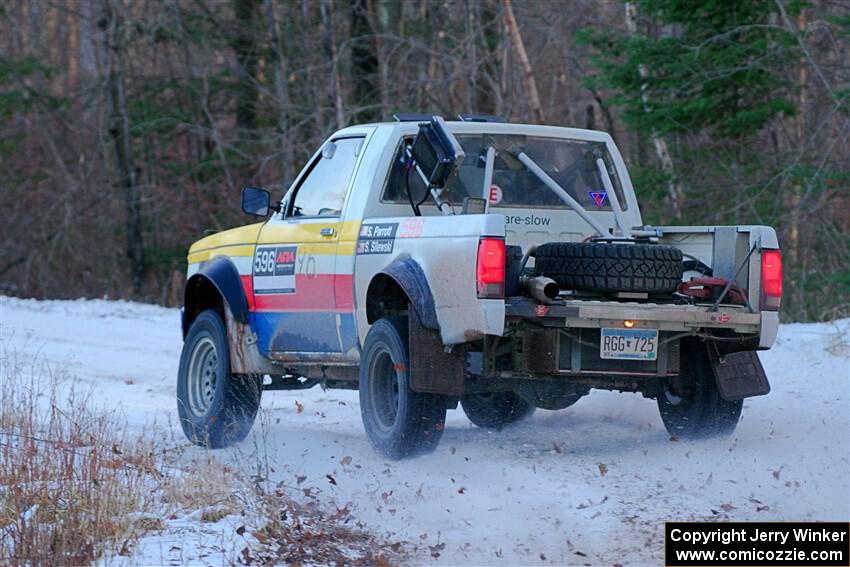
252 274 354 313
240 275 254 310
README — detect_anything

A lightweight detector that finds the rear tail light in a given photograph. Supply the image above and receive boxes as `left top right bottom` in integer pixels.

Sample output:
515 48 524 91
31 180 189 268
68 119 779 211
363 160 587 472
760 249 782 311
477 238 505 299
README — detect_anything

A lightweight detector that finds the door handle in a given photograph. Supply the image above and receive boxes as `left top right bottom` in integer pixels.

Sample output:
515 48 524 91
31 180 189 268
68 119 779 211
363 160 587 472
320 227 335 237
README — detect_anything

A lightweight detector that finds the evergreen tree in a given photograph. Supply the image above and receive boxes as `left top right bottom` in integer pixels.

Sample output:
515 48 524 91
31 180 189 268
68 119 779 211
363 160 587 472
579 0 802 139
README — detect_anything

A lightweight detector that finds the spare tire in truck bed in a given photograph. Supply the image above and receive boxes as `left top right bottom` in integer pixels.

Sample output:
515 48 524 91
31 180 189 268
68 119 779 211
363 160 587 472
534 242 683 293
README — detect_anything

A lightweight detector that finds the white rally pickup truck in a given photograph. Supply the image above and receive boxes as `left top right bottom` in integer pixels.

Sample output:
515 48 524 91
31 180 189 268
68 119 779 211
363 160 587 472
177 115 782 459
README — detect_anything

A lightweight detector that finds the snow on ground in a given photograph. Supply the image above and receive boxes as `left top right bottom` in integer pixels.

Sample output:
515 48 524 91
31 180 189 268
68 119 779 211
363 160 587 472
1 296 848 566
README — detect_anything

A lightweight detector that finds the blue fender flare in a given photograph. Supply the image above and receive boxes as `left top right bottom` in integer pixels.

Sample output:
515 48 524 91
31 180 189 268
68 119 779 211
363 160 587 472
182 256 250 337
377 255 439 330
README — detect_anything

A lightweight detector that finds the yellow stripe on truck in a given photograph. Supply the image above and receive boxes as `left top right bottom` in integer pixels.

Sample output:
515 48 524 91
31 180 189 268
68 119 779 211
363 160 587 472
187 244 255 264
187 219 362 264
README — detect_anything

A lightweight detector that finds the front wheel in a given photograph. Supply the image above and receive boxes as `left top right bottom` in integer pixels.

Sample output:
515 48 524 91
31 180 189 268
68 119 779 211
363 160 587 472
359 317 447 459
177 309 262 448
657 338 742 439
461 392 535 429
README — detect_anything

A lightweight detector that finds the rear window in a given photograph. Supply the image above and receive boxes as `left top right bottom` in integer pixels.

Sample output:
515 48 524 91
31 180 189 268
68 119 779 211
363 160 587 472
381 134 627 211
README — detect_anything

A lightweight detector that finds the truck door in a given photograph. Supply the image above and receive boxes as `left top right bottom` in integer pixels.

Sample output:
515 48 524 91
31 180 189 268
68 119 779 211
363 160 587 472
252 136 364 355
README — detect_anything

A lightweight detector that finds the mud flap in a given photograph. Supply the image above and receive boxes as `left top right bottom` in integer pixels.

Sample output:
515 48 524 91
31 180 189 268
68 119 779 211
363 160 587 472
408 307 465 396
224 308 278 375
708 348 770 401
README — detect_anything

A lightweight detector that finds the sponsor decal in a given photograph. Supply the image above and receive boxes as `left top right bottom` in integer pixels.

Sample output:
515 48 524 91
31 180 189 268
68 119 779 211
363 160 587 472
505 213 551 226
357 222 398 255
488 184 503 205
398 218 424 238
253 245 297 294
588 190 607 209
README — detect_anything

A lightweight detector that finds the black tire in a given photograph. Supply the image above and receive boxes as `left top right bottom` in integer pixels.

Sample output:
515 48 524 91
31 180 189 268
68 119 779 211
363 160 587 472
535 242 683 293
461 392 535 429
177 310 262 448
657 338 743 439
359 317 447 459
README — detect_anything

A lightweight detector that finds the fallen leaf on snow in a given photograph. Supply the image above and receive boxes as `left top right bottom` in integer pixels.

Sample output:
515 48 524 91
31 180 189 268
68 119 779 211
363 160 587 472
430 542 446 558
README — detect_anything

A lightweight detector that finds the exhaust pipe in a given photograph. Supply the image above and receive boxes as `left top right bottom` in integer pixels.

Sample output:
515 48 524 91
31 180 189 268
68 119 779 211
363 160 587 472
522 276 559 303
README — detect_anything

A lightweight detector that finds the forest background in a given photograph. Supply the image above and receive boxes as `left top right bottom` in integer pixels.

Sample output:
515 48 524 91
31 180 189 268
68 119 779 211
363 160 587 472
1 0 847 321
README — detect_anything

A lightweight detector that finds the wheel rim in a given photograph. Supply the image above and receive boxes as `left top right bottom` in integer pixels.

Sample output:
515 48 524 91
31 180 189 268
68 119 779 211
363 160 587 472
369 350 400 432
187 336 218 417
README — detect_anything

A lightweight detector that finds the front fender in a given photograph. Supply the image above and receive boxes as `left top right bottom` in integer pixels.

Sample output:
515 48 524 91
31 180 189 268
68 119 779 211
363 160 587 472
183 256 250 337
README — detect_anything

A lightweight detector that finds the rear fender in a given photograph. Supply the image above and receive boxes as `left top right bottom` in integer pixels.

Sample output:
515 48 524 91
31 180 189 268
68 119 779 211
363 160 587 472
376 255 439 330
371 256 466 395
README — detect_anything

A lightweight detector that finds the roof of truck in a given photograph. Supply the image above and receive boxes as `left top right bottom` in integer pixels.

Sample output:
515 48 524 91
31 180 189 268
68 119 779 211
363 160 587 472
334 121 614 144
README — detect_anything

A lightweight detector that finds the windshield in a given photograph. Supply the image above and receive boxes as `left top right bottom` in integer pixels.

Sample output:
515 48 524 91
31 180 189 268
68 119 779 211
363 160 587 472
382 134 627 211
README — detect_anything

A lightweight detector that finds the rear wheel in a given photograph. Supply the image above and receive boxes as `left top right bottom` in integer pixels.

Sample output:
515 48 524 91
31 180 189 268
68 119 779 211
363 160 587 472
657 338 742 439
359 317 447 459
461 392 535 429
177 310 262 448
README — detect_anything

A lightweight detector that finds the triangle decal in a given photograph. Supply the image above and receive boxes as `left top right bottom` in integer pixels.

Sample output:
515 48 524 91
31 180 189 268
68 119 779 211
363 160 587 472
588 191 607 209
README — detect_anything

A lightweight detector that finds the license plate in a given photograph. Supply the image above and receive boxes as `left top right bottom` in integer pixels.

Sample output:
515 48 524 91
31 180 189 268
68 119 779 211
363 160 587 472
600 328 658 360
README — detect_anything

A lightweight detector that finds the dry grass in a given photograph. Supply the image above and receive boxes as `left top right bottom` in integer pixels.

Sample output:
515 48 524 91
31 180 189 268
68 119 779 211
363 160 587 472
0 351 161 565
248 486 407 566
0 348 407 565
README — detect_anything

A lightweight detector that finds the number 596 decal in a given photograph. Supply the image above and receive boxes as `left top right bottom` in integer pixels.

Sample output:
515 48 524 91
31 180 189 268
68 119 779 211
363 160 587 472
253 246 297 294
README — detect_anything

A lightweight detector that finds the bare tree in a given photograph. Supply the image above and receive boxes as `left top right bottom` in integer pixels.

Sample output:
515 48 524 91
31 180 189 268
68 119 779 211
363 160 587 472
501 0 545 123
104 0 145 295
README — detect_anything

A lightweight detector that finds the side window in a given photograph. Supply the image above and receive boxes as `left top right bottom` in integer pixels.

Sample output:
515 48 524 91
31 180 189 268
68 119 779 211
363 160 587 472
290 137 364 217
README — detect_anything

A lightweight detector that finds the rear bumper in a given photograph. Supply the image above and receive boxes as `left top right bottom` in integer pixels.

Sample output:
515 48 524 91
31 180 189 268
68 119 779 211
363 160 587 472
505 297 762 335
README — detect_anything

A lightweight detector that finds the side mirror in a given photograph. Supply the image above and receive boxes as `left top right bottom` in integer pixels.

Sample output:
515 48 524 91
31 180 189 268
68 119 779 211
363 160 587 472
241 186 271 217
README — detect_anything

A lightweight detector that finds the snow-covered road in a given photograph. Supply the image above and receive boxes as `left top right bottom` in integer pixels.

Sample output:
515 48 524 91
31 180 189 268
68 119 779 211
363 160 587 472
2 297 848 565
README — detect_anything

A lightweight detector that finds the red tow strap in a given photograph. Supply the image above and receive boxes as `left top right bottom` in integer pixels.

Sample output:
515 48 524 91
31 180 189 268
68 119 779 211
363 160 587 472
678 276 748 304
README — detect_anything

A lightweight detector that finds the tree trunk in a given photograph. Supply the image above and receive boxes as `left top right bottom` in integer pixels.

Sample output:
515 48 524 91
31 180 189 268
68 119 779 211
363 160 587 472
105 0 145 296
232 0 261 132
476 0 503 115
788 8 807 313
501 0 545 124
364 0 389 119
350 0 381 123
265 0 294 185
320 0 346 129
